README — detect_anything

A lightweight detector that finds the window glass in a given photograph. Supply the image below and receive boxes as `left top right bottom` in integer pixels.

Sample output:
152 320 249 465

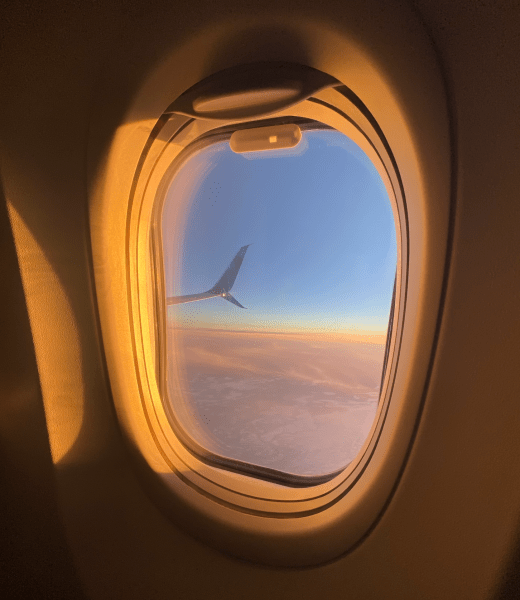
161 125 397 479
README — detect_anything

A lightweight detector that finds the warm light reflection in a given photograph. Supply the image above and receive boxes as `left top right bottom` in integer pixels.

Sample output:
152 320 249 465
7 203 84 464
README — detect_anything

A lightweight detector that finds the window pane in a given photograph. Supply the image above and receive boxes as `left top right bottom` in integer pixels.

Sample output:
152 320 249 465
161 126 397 479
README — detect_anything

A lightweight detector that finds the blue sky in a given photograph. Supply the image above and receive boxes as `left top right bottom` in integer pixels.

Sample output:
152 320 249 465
162 128 397 334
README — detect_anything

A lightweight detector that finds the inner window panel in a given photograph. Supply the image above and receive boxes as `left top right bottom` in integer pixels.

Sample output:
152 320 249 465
160 124 397 480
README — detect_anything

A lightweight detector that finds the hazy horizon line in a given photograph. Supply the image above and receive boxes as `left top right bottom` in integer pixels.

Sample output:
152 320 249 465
167 323 388 340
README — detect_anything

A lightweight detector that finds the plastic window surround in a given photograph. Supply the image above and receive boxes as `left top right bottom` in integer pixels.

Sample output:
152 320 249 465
99 49 452 565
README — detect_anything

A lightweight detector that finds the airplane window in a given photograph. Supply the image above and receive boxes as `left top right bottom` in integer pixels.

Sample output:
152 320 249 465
160 123 397 483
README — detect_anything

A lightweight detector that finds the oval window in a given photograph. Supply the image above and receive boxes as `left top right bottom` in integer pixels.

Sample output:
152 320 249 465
158 120 397 484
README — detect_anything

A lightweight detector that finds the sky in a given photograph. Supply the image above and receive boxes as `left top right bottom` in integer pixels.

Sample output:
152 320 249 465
162 127 397 335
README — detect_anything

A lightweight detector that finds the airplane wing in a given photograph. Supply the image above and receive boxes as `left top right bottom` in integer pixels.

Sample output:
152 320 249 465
166 291 219 305
166 245 250 308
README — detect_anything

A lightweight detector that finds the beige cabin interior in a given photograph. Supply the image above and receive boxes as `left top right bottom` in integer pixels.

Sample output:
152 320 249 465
1 0 520 598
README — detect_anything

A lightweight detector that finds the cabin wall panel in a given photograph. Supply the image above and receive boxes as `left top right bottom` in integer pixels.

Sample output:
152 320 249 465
1 0 520 598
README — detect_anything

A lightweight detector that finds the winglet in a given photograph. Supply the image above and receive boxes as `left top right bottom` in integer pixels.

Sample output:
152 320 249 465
209 244 250 294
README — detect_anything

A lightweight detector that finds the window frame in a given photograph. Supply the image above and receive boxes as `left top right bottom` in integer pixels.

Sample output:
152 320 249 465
128 84 407 506
151 117 393 488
